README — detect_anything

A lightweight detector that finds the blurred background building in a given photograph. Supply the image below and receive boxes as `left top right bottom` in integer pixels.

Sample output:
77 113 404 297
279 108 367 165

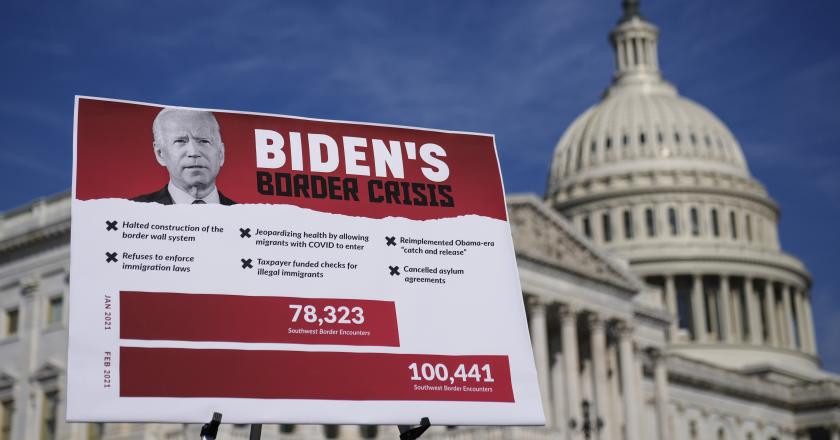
1 1 839 439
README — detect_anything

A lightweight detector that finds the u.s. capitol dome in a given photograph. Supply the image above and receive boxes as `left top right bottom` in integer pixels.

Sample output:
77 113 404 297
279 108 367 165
547 0 816 373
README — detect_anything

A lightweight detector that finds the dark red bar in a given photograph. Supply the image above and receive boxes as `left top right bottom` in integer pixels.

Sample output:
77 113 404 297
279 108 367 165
120 347 514 402
120 291 399 347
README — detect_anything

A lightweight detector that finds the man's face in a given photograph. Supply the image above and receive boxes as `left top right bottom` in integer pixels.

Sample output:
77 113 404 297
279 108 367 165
153 110 224 195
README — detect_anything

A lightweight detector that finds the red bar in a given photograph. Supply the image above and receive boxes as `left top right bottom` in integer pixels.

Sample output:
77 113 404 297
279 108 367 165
120 347 514 402
120 291 399 347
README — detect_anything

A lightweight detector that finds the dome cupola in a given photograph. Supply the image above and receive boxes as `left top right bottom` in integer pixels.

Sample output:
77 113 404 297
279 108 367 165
545 0 816 373
547 0 757 208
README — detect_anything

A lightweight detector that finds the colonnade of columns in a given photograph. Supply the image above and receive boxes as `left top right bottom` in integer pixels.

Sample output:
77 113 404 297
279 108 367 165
795 426 840 440
657 274 816 354
613 33 659 74
527 297 670 440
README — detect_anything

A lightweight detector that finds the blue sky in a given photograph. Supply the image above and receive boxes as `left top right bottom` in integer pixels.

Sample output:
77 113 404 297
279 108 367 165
2 0 839 371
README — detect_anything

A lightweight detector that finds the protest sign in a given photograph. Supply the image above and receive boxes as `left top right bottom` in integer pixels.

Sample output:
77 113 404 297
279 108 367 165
67 96 544 425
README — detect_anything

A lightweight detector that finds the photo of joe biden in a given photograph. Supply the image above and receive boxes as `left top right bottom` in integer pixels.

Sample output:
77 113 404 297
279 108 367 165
133 108 235 205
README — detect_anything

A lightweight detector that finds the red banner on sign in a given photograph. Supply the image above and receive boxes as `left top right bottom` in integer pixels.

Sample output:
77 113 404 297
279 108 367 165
121 291 400 347
120 347 514 402
75 98 506 221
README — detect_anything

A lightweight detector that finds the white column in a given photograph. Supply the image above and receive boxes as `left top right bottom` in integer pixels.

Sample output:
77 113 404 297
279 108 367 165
763 280 778 347
633 349 646 437
707 286 720 341
634 205 645 239
745 277 762 344
651 350 671 440
609 207 620 242
803 294 818 354
528 297 552 427
774 284 788 347
592 210 603 243
336 425 351 440
617 322 640 440
732 283 744 342
20 282 41 440
607 343 623 440
665 275 678 341
691 275 707 342
782 284 796 349
719 276 733 343
560 304 582 439
623 39 631 69
552 352 567 434
794 287 808 351
587 314 610 439
617 39 626 71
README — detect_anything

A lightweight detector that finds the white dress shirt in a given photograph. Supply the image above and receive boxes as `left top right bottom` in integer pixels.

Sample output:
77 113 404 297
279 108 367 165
167 182 221 204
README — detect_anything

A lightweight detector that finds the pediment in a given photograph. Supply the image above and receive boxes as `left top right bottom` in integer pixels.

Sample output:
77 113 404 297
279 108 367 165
0 372 16 390
31 362 62 382
507 194 641 293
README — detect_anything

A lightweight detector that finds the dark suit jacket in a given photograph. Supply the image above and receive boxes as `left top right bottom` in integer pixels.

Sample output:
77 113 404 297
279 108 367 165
132 186 236 205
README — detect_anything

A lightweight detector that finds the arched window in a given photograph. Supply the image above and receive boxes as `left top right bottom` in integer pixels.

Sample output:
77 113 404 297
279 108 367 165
645 208 656 237
47 296 63 325
668 207 679 236
324 425 340 439
582 215 592 239
729 211 738 239
717 427 725 440
674 131 682 145
711 208 720 237
280 425 296 433
602 212 613 242
41 391 59 440
2 400 16 440
4 308 18 336
690 207 700 236
640 132 647 146
623 210 634 239
689 420 698 440
360 425 379 439
606 137 613 150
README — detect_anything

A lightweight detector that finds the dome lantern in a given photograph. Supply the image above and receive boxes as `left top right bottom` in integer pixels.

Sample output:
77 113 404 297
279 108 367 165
610 0 662 87
620 0 643 22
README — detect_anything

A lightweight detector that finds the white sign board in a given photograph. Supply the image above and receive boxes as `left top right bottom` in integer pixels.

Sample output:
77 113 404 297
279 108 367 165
67 96 544 425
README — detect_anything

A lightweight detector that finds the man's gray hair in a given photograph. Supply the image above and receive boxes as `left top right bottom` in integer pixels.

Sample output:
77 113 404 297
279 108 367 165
151 107 222 146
